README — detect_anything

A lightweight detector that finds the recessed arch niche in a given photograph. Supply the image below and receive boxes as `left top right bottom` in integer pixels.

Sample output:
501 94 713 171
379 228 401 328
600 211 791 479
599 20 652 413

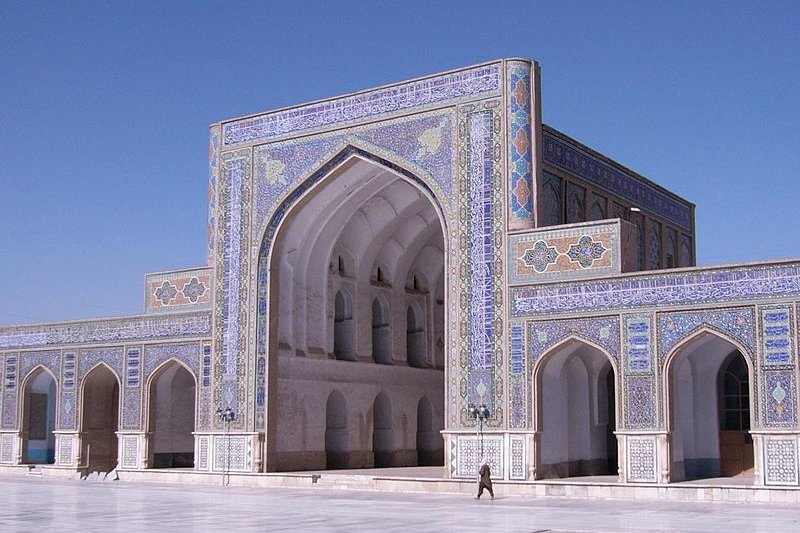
258 149 447 472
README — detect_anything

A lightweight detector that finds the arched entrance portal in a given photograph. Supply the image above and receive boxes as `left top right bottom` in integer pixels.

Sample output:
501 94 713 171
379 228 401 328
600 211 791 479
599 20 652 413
667 332 754 481
81 364 120 473
263 152 446 471
536 340 618 479
21 368 57 464
147 361 196 468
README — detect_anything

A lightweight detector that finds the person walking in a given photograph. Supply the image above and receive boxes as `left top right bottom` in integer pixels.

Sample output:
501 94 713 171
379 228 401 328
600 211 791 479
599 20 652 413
475 462 494 500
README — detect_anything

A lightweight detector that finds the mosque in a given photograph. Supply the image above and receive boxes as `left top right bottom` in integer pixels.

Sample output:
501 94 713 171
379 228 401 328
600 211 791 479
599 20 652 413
1 58 799 491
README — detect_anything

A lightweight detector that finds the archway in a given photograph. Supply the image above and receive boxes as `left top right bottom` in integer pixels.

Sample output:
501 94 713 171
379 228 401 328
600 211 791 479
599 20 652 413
372 392 394 467
325 391 347 469
80 364 120 473
406 304 426 368
416 396 443 466
146 361 196 468
666 331 754 481
535 339 618 479
21 368 57 464
262 151 446 471
333 290 355 361
371 297 391 364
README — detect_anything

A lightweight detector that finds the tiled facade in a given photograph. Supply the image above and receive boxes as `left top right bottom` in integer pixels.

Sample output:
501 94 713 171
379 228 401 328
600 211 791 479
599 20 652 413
0 58 798 491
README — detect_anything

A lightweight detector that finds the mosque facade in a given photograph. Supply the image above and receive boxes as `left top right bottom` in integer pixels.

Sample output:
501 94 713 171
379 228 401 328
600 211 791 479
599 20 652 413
2 58 800 488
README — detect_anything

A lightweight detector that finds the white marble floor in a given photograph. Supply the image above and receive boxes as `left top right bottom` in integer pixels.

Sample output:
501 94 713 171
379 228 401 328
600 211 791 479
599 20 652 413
0 476 797 532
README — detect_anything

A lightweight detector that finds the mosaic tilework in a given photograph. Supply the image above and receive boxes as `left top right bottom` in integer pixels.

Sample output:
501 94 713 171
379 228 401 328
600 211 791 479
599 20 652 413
765 438 798 486
509 434 527 480
512 263 800 317
214 149 252 424
213 434 251 471
253 109 456 236
1 354 17 428
625 376 657 429
760 306 794 366
459 102 504 423
543 129 692 230
57 434 74 466
254 355 266 431
122 346 143 431
19 350 60 390
78 347 124 383
453 434 504 479
657 308 755 365
145 268 213 313
0 356 4 428
208 124 220 265
626 437 657 482
125 347 141 388
197 435 210 470
624 315 653 373
0 433 14 463
0 312 212 350
197 342 213 431
508 221 627 285
61 351 77 430
509 323 527 429
122 388 142 431
764 371 797 427
121 435 139 469
507 60 534 228
143 343 200 381
528 316 621 365
223 62 500 146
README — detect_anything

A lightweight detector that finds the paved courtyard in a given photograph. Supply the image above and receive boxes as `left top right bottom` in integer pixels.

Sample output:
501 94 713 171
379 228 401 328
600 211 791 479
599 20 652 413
0 477 798 532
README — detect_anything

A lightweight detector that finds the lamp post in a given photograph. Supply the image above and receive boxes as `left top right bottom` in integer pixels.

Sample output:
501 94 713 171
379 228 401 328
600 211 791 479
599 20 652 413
216 407 236 486
468 404 490 461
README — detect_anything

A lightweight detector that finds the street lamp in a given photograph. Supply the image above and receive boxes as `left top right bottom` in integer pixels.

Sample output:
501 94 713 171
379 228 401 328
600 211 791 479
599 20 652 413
468 404 490 460
216 407 236 486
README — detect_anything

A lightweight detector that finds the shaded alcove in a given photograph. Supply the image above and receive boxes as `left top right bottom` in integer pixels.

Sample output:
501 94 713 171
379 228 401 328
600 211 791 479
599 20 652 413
21 368 57 464
81 364 120 473
406 305 426 368
536 340 618 479
416 396 443 466
325 390 348 469
371 297 392 364
147 361 196 468
667 331 754 481
372 392 394 467
333 290 356 361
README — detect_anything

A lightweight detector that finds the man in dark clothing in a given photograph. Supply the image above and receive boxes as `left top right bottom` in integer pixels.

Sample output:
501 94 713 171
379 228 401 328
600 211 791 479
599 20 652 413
476 463 494 500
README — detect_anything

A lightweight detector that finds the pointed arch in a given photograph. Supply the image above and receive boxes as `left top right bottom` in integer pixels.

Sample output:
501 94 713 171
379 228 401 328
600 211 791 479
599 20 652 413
258 143 448 473
81 361 123 391
325 390 348 469
256 143 451 254
663 326 755 391
80 362 120 472
416 396 442 466
372 391 394 467
533 336 619 479
663 327 755 481
371 296 392 365
333 289 356 361
406 303 426 368
532 334 620 394
20 366 58 464
145 358 197 469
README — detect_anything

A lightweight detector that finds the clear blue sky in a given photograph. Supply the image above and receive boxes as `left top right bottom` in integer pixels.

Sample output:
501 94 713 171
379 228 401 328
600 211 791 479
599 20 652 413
1 1 798 325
